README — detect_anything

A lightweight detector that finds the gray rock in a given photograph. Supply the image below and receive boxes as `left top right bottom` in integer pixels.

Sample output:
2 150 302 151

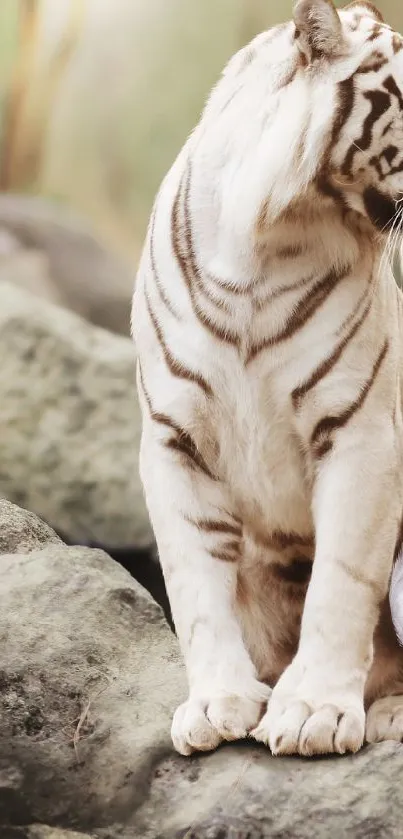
0 499 185 835
0 282 151 548
3 829 94 839
0 194 134 336
2 500 403 839
134 740 403 839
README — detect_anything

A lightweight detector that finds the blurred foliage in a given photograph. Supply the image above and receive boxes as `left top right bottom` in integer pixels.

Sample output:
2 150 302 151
0 1 401 260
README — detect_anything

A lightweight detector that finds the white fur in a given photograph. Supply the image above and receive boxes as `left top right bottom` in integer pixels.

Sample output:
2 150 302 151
133 2 403 756
390 550 403 645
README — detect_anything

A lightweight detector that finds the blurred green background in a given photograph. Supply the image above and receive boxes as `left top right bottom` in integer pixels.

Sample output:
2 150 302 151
0 0 401 262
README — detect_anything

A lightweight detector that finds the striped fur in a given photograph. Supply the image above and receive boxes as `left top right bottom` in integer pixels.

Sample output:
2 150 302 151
132 0 403 757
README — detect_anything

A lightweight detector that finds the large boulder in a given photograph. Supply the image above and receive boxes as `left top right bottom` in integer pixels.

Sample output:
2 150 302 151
1 500 403 838
0 195 134 336
0 281 151 548
4 829 93 839
0 499 185 835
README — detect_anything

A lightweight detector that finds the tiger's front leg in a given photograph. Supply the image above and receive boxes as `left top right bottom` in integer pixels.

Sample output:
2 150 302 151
139 417 270 757
254 419 401 756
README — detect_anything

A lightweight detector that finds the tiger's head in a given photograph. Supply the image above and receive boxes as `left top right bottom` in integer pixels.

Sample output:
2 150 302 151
291 0 403 236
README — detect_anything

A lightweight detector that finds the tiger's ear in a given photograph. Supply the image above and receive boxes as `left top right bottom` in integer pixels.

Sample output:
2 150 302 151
293 0 343 62
343 2 384 23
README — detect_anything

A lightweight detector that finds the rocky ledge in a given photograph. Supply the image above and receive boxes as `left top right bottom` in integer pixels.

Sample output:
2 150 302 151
0 499 402 838
0 281 150 550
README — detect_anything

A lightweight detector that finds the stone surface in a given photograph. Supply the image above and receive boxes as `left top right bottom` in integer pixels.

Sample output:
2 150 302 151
59 538 172 627
0 281 151 548
0 195 134 336
3 829 94 839
137 740 403 838
0 499 185 835
1 500 403 838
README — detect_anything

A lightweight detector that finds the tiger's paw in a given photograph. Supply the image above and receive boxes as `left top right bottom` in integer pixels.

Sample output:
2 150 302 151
252 657 365 757
253 695 365 756
366 695 403 743
171 692 268 756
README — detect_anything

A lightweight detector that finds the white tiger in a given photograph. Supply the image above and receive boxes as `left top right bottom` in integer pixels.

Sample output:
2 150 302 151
132 0 403 757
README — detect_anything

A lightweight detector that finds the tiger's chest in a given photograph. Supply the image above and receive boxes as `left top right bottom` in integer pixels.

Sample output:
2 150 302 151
197 353 314 541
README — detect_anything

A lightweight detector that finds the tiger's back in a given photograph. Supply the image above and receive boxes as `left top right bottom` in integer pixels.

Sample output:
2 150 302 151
133 1 403 757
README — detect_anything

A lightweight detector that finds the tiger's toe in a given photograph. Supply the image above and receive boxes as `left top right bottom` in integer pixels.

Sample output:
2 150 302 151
366 695 403 743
